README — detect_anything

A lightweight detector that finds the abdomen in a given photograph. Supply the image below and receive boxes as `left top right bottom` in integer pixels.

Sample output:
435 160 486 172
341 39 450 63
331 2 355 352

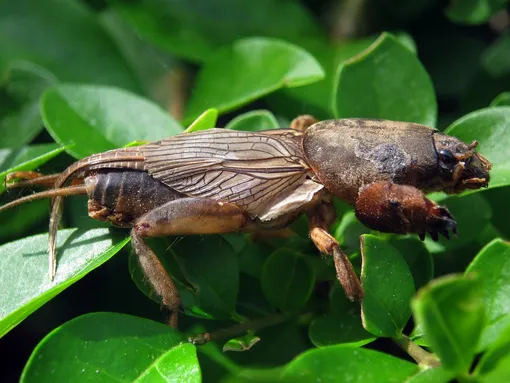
85 170 183 227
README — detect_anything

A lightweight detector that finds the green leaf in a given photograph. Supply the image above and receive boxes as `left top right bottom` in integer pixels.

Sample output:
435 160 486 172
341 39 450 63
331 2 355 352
405 366 456 383
423 193 492 253
21 312 201 383
225 110 280 131
0 229 129 337
183 37 324 123
0 99 41 149
0 0 141 92
110 0 323 62
261 249 315 313
389 237 433 290
491 92 510 107
466 239 510 351
41 84 183 159
269 38 376 120
445 0 508 25
445 107 510 189
360 235 416 337
334 210 370 253
475 322 510 377
309 285 376 347
0 61 57 148
130 236 239 319
411 275 485 374
184 108 219 133
99 10 177 105
0 144 64 193
334 32 437 127
281 345 419 382
482 31 510 78
223 333 261 352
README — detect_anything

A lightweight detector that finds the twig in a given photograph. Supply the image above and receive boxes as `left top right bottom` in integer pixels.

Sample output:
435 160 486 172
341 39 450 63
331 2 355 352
189 313 290 345
392 334 441 368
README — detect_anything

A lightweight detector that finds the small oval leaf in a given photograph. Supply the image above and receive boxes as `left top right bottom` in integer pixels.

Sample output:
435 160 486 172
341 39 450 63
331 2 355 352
445 107 510 189
20 312 200 383
225 110 280 131
184 108 219 133
183 37 324 123
41 84 183 159
334 32 437 127
0 144 63 194
282 345 418 382
361 235 416 337
466 239 510 351
261 249 315 313
491 92 510 107
309 285 376 347
411 274 485 374
130 236 239 320
0 229 129 337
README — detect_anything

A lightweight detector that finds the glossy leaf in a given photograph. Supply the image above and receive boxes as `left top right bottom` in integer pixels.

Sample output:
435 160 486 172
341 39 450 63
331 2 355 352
389 237 433 290
309 285 376 347
445 0 508 25
406 366 456 383
424 193 492 253
475 322 510 377
334 33 437 127
360 235 415 337
445 107 510 189
183 37 324 123
270 37 376 120
334 210 370 253
491 92 510 106
0 0 141 92
99 10 177 105
0 229 129 337
411 275 485 374
223 333 261 352
261 249 315 313
0 61 57 148
466 239 510 351
0 144 63 193
282 345 418 382
482 31 510 78
130 235 239 319
41 84 183 159
21 312 201 382
184 108 218 133
111 0 323 62
225 110 280 131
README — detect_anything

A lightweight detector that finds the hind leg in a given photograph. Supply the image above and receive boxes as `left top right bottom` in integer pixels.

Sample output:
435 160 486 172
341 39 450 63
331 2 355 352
131 197 252 327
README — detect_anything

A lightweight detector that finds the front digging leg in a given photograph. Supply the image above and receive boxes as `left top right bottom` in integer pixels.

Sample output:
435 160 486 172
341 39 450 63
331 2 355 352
355 180 457 241
131 197 252 328
307 202 364 301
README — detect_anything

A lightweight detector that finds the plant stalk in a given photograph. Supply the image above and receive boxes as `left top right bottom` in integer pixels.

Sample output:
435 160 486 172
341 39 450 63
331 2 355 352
189 313 290 345
392 334 441 368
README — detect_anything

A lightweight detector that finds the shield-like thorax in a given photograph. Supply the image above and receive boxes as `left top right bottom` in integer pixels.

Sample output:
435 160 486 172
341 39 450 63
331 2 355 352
303 119 439 203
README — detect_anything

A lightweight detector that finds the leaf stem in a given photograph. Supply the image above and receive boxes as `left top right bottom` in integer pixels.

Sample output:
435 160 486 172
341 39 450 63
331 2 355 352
392 334 441 368
189 313 290 345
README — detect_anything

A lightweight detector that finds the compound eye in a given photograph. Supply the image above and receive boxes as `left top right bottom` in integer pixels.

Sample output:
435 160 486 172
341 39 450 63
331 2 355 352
439 149 456 164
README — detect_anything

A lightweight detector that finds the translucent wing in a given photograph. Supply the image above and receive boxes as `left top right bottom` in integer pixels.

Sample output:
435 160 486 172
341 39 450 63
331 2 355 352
142 129 310 218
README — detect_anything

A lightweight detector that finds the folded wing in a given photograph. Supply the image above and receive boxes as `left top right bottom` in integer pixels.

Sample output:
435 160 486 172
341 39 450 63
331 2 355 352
142 129 310 218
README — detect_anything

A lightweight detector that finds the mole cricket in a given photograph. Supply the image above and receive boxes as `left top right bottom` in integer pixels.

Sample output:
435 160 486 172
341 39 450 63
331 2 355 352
0 115 491 327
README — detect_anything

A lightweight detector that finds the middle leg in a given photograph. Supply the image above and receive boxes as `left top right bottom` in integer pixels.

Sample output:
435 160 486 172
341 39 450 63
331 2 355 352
307 202 364 301
130 197 252 327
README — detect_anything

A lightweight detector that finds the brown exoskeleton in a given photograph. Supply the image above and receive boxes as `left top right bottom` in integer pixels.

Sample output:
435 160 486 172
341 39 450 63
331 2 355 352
0 116 491 327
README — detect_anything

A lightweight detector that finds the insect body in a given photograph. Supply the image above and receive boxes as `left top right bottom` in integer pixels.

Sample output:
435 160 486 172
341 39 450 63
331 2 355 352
1 116 491 327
